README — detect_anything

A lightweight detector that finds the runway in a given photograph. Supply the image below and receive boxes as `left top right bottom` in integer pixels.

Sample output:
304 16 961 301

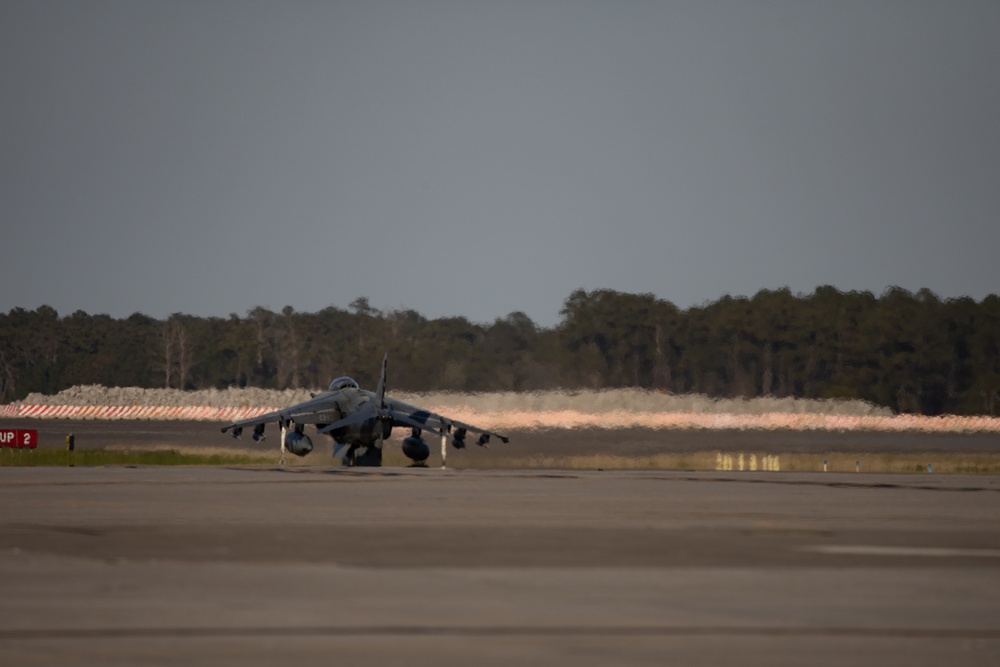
2 464 1000 665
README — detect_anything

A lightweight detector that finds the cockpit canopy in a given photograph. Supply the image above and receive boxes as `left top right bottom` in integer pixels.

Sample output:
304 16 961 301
329 376 360 391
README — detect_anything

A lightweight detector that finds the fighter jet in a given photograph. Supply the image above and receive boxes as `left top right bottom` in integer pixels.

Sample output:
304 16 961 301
220 354 508 466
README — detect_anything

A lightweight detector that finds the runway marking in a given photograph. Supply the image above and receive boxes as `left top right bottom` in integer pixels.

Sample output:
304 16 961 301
802 545 1000 558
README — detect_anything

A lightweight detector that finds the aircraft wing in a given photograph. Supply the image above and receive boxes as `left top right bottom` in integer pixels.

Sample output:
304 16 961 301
220 392 342 434
383 396 509 446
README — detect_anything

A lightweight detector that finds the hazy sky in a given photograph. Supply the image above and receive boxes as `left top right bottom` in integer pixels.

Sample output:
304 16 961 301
3 1 998 327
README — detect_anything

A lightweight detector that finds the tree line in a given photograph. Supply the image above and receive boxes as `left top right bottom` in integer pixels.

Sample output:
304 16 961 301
1 287 998 415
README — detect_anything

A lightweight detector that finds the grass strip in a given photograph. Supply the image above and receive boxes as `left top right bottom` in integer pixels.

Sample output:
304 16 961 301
470 451 1000 474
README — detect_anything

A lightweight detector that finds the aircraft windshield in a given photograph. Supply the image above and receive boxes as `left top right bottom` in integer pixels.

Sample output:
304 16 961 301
329 376 360 391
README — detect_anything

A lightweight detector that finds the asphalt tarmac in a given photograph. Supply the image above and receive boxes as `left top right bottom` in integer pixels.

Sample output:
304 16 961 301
2 449 1000 665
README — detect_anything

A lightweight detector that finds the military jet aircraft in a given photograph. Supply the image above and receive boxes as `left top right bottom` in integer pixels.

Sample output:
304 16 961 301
221 354 508 466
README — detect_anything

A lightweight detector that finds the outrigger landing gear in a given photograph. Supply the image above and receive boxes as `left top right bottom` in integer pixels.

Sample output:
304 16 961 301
279 420 288 467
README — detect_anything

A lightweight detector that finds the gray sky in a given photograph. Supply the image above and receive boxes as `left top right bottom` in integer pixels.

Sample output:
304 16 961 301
3 1 998 327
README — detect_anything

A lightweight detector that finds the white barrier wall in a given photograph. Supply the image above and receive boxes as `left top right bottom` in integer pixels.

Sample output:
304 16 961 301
3 404 276 422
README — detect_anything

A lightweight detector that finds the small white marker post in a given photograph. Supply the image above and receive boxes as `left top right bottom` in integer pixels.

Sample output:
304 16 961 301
441 432 448 469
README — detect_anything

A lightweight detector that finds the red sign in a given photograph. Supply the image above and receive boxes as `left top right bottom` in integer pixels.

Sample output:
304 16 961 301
0 429 38 448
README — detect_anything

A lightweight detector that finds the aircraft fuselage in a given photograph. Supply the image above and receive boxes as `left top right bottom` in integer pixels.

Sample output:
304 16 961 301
317 388 393 448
